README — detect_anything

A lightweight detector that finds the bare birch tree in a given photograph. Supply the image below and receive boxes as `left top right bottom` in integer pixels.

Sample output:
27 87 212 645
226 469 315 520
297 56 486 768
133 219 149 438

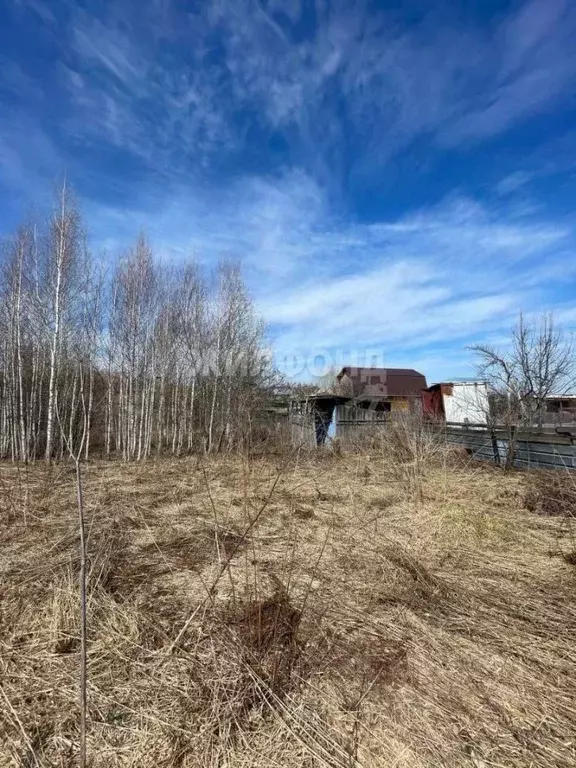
44 180 81 461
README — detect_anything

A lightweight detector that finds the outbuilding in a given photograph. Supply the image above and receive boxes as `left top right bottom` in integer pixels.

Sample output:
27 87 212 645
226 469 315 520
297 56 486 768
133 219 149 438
422 381 490 425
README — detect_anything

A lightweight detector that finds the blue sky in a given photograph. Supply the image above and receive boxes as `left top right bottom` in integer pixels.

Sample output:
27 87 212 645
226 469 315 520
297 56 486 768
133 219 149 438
1 0 576 382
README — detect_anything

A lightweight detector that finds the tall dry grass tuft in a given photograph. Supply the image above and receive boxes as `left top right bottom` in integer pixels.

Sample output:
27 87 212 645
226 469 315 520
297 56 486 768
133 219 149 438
374 413 448 503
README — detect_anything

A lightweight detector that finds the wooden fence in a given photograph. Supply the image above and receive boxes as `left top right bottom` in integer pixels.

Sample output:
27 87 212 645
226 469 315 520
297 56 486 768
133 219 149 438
335 404 391 442
289 412 316 449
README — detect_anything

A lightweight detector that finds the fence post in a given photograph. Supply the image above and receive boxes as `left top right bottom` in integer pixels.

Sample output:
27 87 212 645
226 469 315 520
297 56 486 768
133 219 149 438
490 427 500 466
505 424 517 470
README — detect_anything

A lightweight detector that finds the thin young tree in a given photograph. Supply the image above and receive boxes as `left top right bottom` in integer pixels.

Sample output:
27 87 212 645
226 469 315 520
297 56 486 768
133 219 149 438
109 235 157 459
1 229 29 461
56 361 89 768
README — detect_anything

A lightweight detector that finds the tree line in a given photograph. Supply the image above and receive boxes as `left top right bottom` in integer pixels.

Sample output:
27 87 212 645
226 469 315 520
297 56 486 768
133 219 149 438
0 182 273 462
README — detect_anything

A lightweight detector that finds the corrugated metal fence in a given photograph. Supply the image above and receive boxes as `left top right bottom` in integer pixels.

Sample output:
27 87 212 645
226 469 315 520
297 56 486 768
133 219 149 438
443 424 576 470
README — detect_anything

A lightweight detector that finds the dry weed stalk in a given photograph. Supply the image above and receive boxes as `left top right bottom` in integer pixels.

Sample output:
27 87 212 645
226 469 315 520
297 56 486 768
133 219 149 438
56 368 89 768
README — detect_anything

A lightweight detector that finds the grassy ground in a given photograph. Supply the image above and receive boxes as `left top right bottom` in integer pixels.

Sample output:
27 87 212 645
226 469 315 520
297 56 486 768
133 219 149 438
1 448 575 767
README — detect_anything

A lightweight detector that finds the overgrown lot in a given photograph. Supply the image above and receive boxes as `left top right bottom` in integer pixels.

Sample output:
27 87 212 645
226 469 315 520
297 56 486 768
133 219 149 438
1 449 575 767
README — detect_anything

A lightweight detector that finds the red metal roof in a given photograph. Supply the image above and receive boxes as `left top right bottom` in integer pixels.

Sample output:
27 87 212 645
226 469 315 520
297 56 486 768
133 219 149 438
337 367 428 399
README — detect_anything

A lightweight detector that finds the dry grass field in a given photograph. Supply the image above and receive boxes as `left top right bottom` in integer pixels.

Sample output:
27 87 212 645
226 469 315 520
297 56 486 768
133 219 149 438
1 446 575 767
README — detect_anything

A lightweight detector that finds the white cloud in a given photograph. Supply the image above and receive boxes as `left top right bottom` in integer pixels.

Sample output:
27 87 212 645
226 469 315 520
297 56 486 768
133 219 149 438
72 18 144 86
84 169 572 381
25 0 56 25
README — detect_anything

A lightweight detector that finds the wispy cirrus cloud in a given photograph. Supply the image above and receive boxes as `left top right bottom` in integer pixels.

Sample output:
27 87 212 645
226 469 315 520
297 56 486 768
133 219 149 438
496 171 535 195
2 0 576 209
37 0 576 191
443 0 576 143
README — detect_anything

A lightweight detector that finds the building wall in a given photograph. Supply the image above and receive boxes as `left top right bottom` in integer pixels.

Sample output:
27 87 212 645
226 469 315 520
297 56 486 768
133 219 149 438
442 383 489 424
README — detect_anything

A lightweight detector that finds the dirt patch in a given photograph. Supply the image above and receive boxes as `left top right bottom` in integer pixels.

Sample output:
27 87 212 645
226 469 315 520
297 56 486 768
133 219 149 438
93 523 249 600
313 624 409 701
218 529 246 557
368 494 399 511
563 551 576 566
225 590 303 701
293 504 315 520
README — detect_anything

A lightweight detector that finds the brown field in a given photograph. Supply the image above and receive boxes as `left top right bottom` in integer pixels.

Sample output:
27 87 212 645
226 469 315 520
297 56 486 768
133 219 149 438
1 447 575 767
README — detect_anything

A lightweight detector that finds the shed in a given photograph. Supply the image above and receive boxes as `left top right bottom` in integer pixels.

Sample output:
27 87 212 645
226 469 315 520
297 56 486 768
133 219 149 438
290 393 351 446
543 394 576 425
423 381 489 425
336 367 427 411
544 394 576 414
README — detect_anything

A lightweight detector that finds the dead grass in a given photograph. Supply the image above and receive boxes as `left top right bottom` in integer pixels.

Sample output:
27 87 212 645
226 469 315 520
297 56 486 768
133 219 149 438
0 451 575 767
525 468 576 517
